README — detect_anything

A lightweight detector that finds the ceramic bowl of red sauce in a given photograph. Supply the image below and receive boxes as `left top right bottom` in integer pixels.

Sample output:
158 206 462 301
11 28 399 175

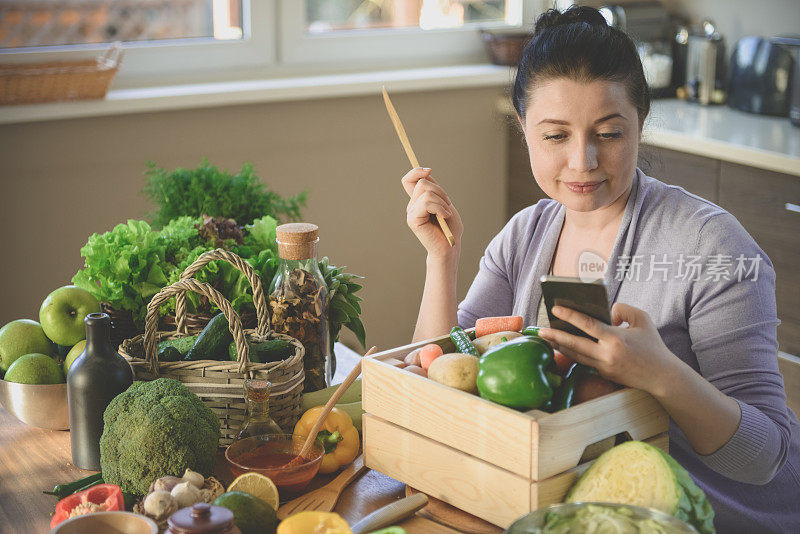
225 434 324 494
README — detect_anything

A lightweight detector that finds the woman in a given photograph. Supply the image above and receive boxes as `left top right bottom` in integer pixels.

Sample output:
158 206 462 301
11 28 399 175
401 6 799 533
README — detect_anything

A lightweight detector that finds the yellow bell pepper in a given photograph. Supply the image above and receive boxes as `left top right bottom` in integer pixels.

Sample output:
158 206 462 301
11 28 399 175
292 406 360 474
277 511 352 534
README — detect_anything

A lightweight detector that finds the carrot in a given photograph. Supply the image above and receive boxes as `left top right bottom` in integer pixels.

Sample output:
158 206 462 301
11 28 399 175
419 343 444 371
475 316 523 337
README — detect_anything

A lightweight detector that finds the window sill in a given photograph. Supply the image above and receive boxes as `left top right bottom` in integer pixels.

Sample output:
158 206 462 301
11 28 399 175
0 64 513 126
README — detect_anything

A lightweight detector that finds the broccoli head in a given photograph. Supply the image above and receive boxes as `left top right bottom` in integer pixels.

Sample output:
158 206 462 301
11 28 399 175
99 377 221 495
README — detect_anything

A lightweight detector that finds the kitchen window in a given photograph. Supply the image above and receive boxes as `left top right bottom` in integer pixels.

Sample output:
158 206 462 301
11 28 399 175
0 0 541 84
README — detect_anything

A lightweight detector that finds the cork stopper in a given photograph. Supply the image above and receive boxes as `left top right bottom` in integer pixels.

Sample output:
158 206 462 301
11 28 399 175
276 223 319 260
244 378 272 402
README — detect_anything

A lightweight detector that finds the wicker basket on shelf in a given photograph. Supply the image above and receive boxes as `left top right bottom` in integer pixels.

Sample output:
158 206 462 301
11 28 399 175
0 42 122 105
480 29 533 66
119 249 305 446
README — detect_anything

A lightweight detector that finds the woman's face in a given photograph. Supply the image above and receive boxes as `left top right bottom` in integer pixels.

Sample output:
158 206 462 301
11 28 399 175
520 78 640 213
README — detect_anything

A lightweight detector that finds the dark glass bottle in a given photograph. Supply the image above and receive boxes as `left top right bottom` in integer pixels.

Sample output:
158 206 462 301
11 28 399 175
67 312 133 470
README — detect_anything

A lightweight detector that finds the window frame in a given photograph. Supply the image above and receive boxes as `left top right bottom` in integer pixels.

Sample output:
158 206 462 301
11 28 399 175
279 0 542 66
0 0 276 81
0 0 545 83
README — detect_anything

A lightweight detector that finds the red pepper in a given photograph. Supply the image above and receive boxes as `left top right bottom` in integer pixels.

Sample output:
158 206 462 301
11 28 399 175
50 483 124 528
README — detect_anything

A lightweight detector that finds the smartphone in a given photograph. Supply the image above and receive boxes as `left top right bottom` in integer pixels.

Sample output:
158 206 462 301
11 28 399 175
540 275 612 341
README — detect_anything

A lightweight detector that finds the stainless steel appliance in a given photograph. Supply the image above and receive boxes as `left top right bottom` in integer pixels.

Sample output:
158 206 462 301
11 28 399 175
685 20 726 105
772 37 800 127
727 36 795 117
599 2 680 98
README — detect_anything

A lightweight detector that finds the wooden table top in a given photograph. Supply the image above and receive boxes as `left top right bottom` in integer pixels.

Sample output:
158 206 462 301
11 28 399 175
0 343 461 534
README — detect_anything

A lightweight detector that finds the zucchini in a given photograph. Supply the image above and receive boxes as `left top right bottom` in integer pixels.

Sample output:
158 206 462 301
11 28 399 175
449 326 479 356
186 313 232 361
334 400 364 433
521 326 543 338
228 339 295 363
301 379 362 409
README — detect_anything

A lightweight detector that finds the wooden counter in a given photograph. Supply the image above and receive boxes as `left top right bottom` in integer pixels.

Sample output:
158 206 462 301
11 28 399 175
0 344 460 534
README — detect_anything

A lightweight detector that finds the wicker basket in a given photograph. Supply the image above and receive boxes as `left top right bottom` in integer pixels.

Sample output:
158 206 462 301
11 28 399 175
119 249 305 446
133 476 225 533
102 303 258 350
480 29 533 66
0 42 122 105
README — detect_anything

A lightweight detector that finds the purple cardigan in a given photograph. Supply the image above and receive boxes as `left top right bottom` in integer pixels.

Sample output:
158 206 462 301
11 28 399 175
458 169 800 533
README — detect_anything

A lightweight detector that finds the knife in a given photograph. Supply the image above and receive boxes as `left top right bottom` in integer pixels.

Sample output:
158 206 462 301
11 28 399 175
350 493 429 534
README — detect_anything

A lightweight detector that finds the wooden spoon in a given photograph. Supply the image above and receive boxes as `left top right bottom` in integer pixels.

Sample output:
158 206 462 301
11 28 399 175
284 346 378 467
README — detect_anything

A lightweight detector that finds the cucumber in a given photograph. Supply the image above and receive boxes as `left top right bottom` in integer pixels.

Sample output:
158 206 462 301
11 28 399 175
301 379 362 410
157 345 182 362
158 335 198 356
228 339 295 363
186 313 232 361
450 327 480 356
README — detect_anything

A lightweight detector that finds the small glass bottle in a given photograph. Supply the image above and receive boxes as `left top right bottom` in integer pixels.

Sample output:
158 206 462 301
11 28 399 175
235 379 283 440
269 223 331 392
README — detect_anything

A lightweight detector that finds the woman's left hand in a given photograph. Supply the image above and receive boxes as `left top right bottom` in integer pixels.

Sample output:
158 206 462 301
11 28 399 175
537 302 679 395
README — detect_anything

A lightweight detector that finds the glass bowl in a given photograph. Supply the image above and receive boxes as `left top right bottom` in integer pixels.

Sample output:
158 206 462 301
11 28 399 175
505 502 698 533
225 433 324 495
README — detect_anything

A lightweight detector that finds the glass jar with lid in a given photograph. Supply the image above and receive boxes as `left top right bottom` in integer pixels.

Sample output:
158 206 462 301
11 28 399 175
269 223 331 392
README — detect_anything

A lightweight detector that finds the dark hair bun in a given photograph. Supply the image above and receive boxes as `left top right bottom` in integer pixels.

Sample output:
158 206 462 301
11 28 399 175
534 6 608 34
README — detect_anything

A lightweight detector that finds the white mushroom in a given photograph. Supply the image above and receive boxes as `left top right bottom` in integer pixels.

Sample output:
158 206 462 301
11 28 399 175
181 468 205 489
144 490 177 519
171 481 203 508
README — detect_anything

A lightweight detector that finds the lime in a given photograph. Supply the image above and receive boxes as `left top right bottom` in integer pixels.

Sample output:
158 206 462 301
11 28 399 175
214 491 277 534
4 353 64 384
226 472 280 511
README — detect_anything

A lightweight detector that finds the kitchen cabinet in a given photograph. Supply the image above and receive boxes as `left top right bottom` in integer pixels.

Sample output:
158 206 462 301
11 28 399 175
506 136 800 356
718 162 800 356
638 146 719 202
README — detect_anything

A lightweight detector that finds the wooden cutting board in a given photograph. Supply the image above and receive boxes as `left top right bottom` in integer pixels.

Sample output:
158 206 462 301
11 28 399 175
405 486 503 534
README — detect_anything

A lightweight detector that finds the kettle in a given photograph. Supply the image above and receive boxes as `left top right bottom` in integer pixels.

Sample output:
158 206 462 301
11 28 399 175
685 20 726 105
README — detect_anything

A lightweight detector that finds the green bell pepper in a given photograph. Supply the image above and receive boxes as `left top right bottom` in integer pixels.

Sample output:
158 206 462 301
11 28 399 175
476 335 556 410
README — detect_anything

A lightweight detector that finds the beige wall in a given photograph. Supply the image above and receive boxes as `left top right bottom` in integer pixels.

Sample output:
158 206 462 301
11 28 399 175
0 87 509 351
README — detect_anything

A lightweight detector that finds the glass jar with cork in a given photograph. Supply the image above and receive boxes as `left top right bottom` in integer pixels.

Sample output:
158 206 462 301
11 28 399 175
269 223 331 392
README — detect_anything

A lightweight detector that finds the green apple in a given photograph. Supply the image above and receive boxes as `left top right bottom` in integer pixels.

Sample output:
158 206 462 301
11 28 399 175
4 353 64 384
63 340 86 376
0 319 55 373
39 285 101 346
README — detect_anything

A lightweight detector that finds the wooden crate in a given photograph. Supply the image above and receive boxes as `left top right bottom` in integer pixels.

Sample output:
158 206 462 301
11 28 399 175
362 332 670 528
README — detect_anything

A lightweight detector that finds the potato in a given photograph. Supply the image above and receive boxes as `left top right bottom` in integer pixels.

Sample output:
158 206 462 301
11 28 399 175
382 357 406 369
404 365 427 377
427 353 479 393
404 348 422 367
472 331 523 355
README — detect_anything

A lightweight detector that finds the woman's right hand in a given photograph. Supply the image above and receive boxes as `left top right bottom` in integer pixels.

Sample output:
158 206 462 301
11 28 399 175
402 167 463 261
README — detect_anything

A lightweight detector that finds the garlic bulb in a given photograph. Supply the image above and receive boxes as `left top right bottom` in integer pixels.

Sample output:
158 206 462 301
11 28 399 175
153 475 181 493
171 481 202 508
181 468 205 489
143 490 177 519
